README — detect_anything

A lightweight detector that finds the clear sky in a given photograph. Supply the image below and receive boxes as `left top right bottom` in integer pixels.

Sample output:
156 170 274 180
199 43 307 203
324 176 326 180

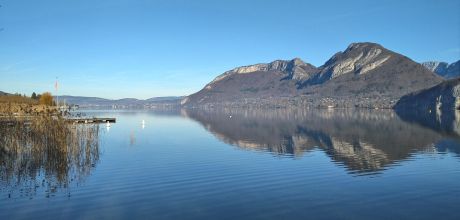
1 0 459 99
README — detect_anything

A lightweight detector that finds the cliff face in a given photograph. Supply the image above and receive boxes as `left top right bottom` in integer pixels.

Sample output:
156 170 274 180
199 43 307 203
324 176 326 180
302 43 393 85
213 58 318 82
183 42 444 108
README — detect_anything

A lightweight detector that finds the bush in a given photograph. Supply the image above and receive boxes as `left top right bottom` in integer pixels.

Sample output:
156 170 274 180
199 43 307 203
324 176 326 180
39 92 54 106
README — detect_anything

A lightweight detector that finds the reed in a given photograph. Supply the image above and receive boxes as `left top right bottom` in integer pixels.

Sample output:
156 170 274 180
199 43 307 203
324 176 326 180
0 115 101 198
0 95 38 104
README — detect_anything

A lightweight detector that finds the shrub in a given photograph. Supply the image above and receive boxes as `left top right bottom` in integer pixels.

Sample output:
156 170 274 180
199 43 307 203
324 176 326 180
39 92 54 106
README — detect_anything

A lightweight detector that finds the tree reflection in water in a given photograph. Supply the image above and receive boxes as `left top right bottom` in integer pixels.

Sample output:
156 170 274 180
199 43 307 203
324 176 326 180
0 117 101 198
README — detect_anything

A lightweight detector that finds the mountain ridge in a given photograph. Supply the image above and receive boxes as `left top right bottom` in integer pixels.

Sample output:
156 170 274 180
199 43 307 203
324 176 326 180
56 95 184 106
184 42 444 108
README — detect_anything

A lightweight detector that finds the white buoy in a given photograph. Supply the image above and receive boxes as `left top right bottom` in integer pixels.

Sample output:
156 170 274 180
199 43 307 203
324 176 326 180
142 120 145 129
229 115 232 118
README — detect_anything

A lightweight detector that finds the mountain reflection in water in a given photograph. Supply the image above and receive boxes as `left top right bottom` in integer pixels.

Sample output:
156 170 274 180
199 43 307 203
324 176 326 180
183 108 460 175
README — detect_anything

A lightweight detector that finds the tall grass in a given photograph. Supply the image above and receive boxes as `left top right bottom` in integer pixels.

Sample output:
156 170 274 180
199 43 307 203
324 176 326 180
0 95 38 104
0 115 100 198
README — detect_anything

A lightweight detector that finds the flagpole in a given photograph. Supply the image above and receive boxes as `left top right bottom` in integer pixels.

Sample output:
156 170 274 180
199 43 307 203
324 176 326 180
55 77 59 107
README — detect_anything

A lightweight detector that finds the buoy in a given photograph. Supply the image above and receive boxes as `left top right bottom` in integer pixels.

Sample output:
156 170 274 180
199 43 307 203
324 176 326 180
106 121 111 127
229 115 232 118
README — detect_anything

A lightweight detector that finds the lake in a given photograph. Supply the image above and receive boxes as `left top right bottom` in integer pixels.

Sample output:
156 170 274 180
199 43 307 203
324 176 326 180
1 108 460 220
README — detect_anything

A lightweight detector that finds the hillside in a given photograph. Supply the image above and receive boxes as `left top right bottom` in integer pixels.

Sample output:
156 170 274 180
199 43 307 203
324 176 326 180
183 42 443 108
394 79 460 133
395 78 460 113
181 58 318 105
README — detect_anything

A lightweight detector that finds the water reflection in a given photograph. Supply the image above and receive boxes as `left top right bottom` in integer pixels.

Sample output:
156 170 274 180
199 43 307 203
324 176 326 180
183 108 460 174
396 108 460 137
0 118 101 198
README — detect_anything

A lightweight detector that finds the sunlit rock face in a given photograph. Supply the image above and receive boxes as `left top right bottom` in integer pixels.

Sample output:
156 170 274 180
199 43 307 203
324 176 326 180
182 58 318 106
184 108 460 174
316 43 391 80
208 58 318 87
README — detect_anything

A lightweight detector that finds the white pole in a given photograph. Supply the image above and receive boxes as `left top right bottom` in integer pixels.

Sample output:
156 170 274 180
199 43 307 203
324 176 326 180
55 77 59 107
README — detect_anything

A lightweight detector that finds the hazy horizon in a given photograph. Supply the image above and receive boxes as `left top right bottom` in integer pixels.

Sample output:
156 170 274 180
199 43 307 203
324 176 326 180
1 0 459 99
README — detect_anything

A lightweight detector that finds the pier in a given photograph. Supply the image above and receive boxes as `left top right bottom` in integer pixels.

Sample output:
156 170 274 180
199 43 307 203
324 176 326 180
0 116 116 124
67 118 116 124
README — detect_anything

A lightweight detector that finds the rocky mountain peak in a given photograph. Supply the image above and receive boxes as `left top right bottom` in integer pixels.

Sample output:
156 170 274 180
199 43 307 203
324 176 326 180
291 57 305 65
422 61 448 72
422 60 460 79
206 58 317 88
345 42 383 52
305 42 393 85
230 58 310 75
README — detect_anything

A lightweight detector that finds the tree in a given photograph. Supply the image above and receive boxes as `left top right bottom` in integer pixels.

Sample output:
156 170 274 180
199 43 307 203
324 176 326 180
31 92 37 100
39 92 54 106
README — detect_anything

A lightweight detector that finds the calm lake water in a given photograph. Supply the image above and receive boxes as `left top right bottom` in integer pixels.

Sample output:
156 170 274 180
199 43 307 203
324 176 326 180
1 108 460 220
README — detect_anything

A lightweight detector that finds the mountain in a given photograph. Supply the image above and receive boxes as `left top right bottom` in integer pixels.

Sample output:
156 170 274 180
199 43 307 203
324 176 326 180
183 42 443 108
58 95 183 107
0 91 9 96
181 58 318 105
422 60 460 79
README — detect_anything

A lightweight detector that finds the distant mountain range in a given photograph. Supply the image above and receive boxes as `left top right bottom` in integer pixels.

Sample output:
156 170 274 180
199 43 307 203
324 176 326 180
0 91 183 107
56 95 184 107
183 42 444 108
422 61 460 79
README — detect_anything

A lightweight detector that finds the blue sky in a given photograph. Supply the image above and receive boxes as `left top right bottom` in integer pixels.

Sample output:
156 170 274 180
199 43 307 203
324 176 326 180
1 0 459 99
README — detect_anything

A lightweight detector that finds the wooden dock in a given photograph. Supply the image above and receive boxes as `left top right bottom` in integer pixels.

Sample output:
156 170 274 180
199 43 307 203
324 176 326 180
67 118 116 124
0 116 116 124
